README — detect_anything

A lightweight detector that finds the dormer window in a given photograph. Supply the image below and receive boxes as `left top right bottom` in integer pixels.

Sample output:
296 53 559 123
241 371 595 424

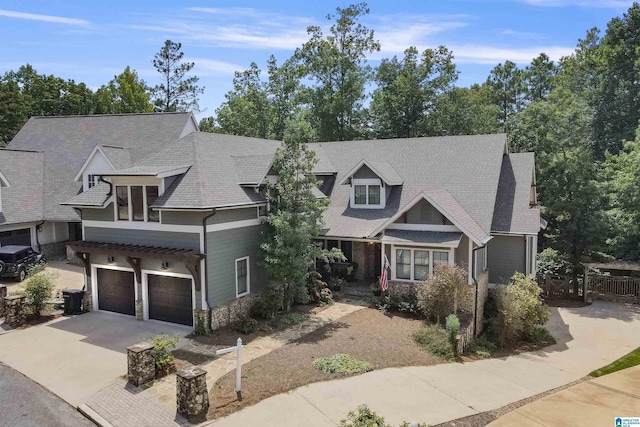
116 185 160 222
88 174 97 189
350 178 385 209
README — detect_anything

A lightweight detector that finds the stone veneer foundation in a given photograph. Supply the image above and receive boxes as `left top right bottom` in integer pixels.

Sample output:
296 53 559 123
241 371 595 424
127 342 155 387
176 367 209 417
3 295 26 327
210 295 255 331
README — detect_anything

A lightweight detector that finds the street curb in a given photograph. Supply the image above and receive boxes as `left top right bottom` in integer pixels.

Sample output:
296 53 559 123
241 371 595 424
78 403 114 427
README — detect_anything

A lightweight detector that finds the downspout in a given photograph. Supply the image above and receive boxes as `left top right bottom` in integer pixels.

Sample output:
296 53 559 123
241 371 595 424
98 176 113 206
202 209 217 309
471 243 486 338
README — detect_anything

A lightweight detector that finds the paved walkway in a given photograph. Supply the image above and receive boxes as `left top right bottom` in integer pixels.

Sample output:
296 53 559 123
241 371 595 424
488 364 640 426
207 300 640 426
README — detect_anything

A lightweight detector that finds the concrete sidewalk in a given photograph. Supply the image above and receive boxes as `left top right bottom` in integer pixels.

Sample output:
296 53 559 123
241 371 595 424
208 301 640 426
487 365 640 426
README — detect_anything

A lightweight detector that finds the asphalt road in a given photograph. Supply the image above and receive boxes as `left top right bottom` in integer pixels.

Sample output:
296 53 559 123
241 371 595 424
0 363 94 427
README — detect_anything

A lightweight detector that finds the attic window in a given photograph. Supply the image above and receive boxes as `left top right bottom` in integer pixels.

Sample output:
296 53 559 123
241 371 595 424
351 178 384 208
88 175 97 189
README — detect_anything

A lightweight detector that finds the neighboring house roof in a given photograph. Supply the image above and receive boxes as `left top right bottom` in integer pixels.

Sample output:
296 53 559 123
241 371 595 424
233 155 274 185
340 159 404 186
0 149 44 224
7 112 196 222
318 134 508 240
491 153 540 235
310 145 337 174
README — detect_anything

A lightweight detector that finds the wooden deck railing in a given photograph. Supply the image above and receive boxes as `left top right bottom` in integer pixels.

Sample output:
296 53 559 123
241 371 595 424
590 275 640 300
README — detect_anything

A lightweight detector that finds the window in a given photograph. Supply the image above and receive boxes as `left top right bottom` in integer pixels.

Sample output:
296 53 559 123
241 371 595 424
116 186 129 220
146 186 159 222
235 257 250 297
396 249 411 280
394 248 452 281
88 174 97 188
368 185 381 205
354 185 366 204
131 186 144 221
340 241 353 262
414 250 429 281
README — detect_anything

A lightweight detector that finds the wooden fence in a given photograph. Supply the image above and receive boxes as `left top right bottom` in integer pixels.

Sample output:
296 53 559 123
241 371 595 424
589 275 640 303
541 275 583 298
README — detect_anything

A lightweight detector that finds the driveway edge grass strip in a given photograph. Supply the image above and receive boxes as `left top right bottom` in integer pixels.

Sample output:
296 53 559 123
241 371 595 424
590 346 640 377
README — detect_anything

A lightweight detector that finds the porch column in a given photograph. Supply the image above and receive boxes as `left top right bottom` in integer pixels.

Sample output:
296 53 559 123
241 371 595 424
381 242 385 276
583 264 589 303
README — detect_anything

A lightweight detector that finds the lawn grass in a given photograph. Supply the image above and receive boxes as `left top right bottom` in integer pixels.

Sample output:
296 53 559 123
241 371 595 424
590 346 640 377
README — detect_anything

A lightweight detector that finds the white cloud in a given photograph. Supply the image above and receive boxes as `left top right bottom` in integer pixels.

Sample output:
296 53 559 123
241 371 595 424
518 0 633 8
0 9 90 27
185 58 245 77
450 45 574 64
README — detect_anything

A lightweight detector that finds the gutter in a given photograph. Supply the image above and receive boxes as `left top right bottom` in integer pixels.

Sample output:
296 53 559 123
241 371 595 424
98 176 113 207
35 220 45 252
202 209 217 310
471 244 486 338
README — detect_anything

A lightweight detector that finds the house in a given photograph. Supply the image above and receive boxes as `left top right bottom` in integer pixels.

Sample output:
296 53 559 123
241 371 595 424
0 113 198 259
59 126 539 331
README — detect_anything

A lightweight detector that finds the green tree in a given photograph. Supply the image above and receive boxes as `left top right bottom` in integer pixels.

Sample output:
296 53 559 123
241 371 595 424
523 53 558 102
198 116 216 133
370 46 458 138
486 60 525 129
266 56 305 141
95 66 153 114
214 62 270 138
260 119 342 309
427 85 501 136
0 78 26 145
296 3 380 141
151 40 204 112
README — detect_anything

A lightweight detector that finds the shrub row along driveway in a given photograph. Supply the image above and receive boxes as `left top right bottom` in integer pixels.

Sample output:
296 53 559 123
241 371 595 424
212 300 640 427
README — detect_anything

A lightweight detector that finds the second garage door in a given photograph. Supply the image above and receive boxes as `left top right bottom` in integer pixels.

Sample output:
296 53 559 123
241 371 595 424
147 274 193 326
97 269 135 316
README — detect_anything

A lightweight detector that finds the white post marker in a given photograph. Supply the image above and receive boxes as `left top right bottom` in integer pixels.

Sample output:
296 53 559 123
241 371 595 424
215 337 243 400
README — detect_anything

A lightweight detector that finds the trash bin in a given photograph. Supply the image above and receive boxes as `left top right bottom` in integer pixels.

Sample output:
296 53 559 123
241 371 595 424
63 289 85 315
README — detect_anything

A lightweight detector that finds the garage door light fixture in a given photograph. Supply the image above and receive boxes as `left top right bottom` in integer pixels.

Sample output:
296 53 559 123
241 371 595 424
107 256 115 264
161 261 169 270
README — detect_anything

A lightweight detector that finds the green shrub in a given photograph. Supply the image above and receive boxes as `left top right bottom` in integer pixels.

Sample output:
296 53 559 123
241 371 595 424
268 312 307 329
187 314 207 338
233 314 258 335
20 270 57 317
148 334 179 370
472 335 497 358
445 314 460 348
532 326 556 345
411 324 455 360
312 354 373 374
385 283 419 314
339 404 429 427
307 271 333 304
252 285 284 320
536 248 572 282
417 264 470 322
490 273 551 347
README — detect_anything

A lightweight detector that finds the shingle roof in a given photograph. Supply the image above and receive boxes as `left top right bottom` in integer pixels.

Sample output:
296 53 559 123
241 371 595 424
381 230 463 247
61 182 110 207
7 112 195 222
491 153 540 234
100 146 132 170
233 155 274 185
340 159 404 186
0 149 44 224
133 132 281 209
318 134 508 239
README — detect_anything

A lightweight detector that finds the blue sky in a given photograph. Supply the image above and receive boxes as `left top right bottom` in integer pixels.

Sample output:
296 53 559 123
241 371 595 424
0 0 634 119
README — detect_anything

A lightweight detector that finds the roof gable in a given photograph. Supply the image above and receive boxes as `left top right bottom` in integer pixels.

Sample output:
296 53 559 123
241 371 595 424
340 159 403 186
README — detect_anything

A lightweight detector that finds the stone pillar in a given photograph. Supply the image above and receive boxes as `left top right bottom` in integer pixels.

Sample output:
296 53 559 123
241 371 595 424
82 292 93 312
176 367 209 418
3 295 26 327
135 299 143 320
0 285 7 318
193 309 211 334
127 342 155 386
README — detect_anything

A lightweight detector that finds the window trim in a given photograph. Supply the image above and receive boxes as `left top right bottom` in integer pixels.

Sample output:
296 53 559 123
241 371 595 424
235 256 250 298
87 174 97 189
115 184 160 223
391 246 454 282
350 178 385 209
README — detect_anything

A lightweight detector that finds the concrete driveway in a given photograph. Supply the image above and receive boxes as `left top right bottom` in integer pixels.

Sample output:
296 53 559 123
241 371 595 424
0 311 189 407
1 260 85 294
211 300 640 427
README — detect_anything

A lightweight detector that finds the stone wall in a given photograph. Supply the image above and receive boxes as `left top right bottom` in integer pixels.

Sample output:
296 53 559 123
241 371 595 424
135 299 143 321
65 246 84 266
0 286 7 318
210 294 256 331
82 292 93 312
352 242 365 280
3 295 26 327
40 241 68 261
194 309 211 334
127 342 155 386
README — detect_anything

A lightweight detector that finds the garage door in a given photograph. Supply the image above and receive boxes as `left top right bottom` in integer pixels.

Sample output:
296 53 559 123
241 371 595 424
0 229 31 247
96 269 135 316
148 275 193 326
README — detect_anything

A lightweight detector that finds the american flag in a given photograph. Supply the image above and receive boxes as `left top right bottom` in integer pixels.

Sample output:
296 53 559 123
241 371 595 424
380 254 390 292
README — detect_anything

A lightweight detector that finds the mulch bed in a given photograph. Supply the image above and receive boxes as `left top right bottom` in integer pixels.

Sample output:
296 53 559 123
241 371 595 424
206 308 441 420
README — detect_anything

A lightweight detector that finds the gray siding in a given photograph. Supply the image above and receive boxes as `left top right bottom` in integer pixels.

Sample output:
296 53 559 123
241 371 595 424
207 208 257 225
206 225 268 306
353 164 379 180
84 227 200 250
455 234 469 272
402 199 451 225
488 235 526 284
83 203 115 221
162 211 208 226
